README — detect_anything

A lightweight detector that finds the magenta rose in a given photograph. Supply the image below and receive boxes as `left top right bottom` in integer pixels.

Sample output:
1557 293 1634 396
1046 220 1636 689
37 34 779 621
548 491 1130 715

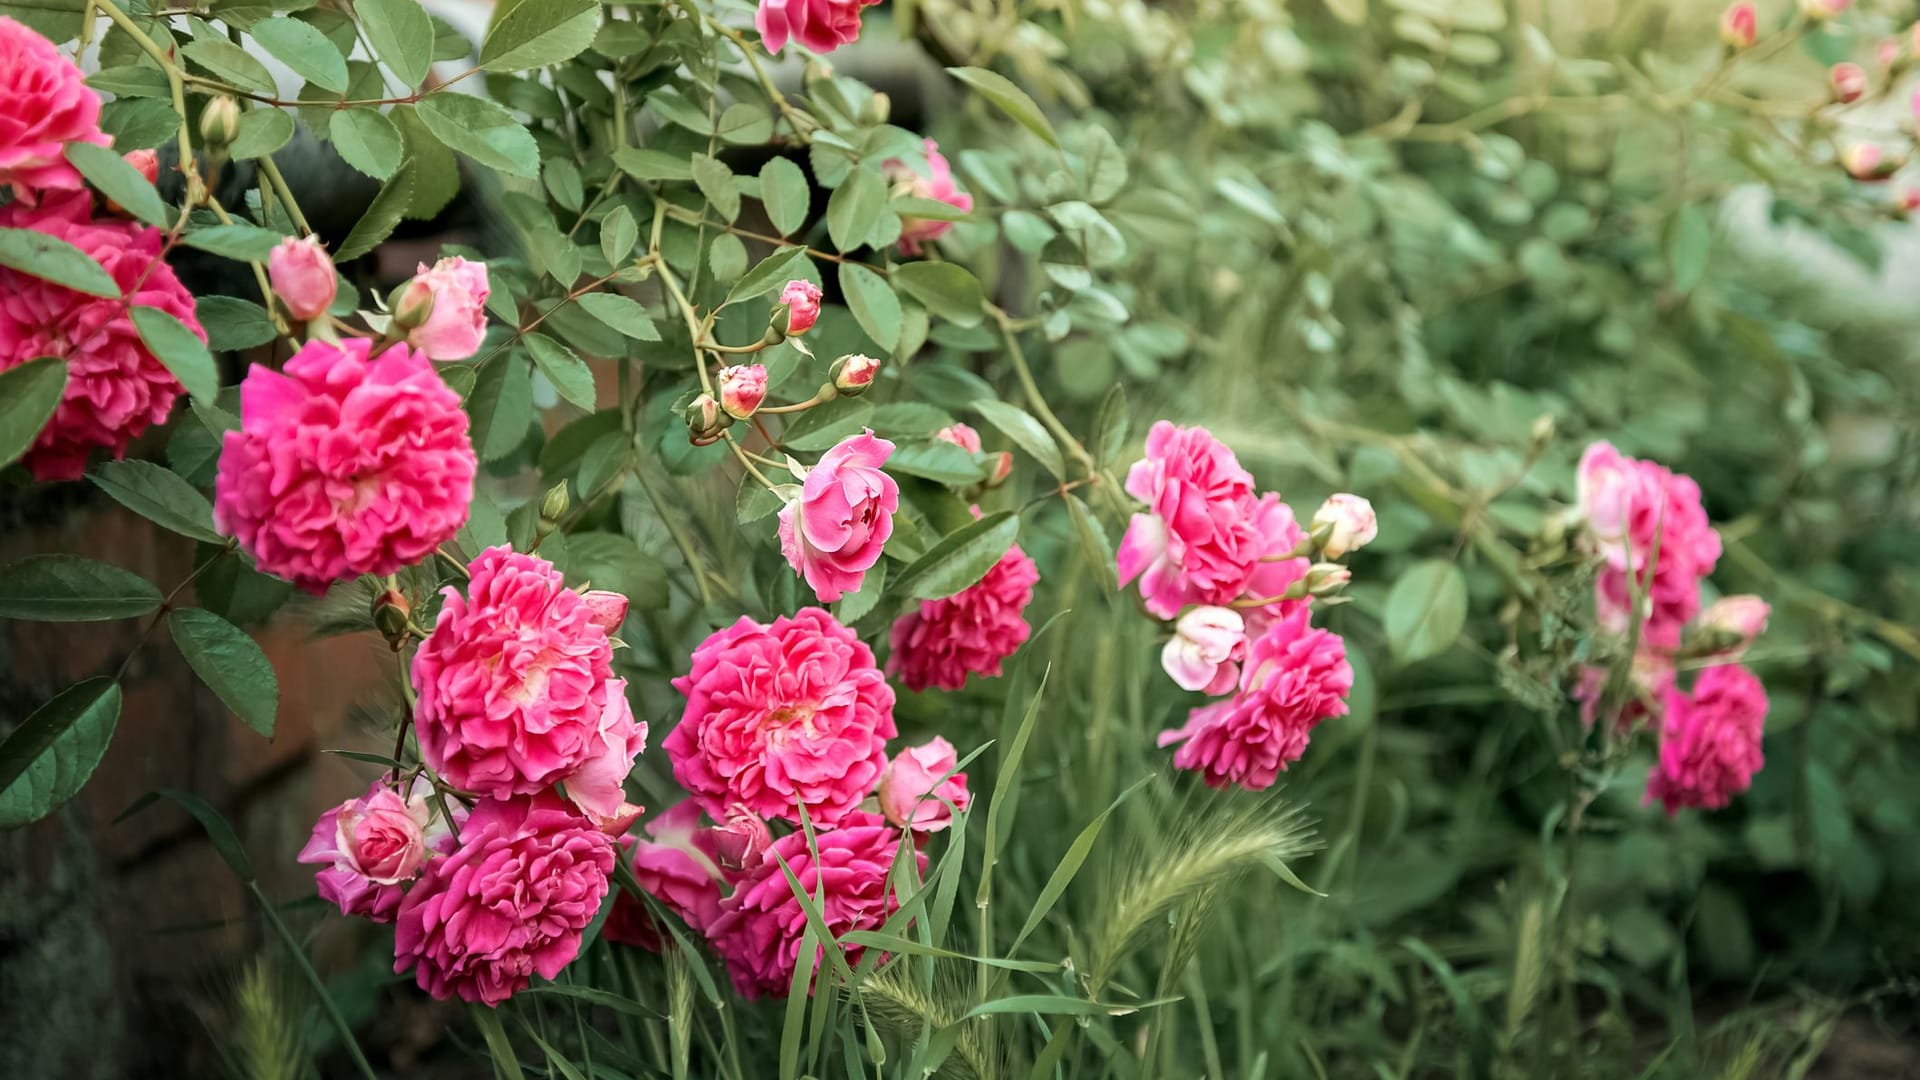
297 780 436 923
0 17 110 198
719 363 768 419
1117 422 1282 619
755 0 881 55
403 256 491 361
876 737 971 833
1645 664 1768 814
887 531 1039 692
778 429 899 602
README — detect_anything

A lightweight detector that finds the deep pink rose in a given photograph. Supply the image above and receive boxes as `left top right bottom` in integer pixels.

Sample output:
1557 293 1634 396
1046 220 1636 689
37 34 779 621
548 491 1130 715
883 140 974 256
1117 422 1281 619
297 780 436 922
1578 442 1721 652
706 812 924 998
1160 605 1246 696
711 804 774 871
268 235 337 321
404 256 490 361
1646 664 1768 814
603 801 727 952
876 737 970 832
394 793 616 1006
413 546 644 818
778 429 899 602
0 17 110 198
213 337 475 592
1158 606 1352 790
666 608 897 826
0 191 197 480
887 532 1039 692
778 279 822 334
755 0 881 55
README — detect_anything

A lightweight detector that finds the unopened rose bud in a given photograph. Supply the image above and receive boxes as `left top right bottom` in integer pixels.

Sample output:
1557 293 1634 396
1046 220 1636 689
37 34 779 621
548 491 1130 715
830 354 880 395
1306 562 1352 596
1830 62 1868 104
1896 187 1920 215
392 277 436 331
985 451 1014 487
1312 494 1378 559
1841 142 1901 181
711 805 772 871
863 92 892 126
686 392 730 445
539 481 570 531
934 423 982 453
1530 413 1556 447
124 149 159 184
776 279 822 336
1878 38 1903 69
1720 3 1757 49
372 588 411 648
269 236 337 322
719 363 767 419
581 589 628 633
1799 0 1849 21
1696 595 1770 658
199 96 241 149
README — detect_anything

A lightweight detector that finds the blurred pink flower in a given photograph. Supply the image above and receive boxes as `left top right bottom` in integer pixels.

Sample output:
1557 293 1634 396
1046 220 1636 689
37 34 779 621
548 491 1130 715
214 337 474 592
756 0 881 55
0 17 109 198
1695 595 1770 658
934 423 983 453
887 530 1038 692
885 140 974 256
1577 442 1722 652
778 429 899 602
404 256 490 360
1646 665 1768 814
1720 4 1757 49
603 801 727 952
876 737 970 832
1830 62 1868 104
297 780 434 922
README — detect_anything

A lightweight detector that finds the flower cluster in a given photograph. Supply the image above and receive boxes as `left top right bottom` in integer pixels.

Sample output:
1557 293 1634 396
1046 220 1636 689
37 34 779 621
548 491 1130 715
1118 423 1367 789
884 140 974 256
888 513 1040 692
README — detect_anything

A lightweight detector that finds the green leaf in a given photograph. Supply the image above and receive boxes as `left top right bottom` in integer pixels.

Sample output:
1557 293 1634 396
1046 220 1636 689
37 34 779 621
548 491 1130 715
329 107 403 180
839 262 901 351
180 223 285 263
611 147 692 181
90 460 221 543
1666 204 1711 294
1383 558 1468 664
415 92 539 178
600 204 637 266
708 232 749 283
0 554 162 621
723 245 810 307
946 66 1060 149
0 0 85 40
250 16 348 91
230 108 296 160
566 531 668 610
197 296 277 351
168 608 277 738
336 164 416 261
834 559 887 624
99 99 180 153
885 440 983 485
118 788 255 882
891 511 1019 600
956 994 1175 1022
576 292 660 341
131 306 216 405
971 399 1064 479
0 680 121 829
0 227 119 298
1091 384 1129 468
64 142 168 227
181 39 278 96
690 153 740 223
468 352 533 462
781 398 873 452
1012 777 1151 952
525 334 596 411
357 0 434 89
893 261 986 327
760 157 811 237
827 167 885 253
0 358 67 470
480 0 599 71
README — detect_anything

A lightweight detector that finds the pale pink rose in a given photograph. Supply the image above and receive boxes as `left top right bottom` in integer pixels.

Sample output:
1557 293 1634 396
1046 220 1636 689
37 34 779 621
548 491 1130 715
404 256 491 360
666 608 897 825
603 801 727 952
0 191 197 480
888 532 1038 692
1311 493 1377 559
268 236 337 321
706 812 924 998
1117 422 1278 619
1646 665 1768 814
1841 143 1896 181
754 0 880 55
1696 595 1770 658
1800 0 1849 20
1720 3 1756 48
0 18 110 199
1160 606 1246 696
214 337 475 592
876 737 971 832
711 804 773 871
778 429 899 602
934 423 982 453
413 547 644 813
394 792 615 1005
1831 62 1869 104
719 363 768 419
883 140 974 256
297 780 434 922
1158 606 1352 790
778 279 822 334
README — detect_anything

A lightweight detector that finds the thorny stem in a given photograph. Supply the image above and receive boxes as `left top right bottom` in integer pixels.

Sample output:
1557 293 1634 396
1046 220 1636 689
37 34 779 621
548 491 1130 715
179 65 480 110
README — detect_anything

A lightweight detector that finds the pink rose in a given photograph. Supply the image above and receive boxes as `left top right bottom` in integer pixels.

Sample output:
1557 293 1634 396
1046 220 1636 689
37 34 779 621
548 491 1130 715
831 353 881 394
394 793 616 1005
1720 3 1756 48
1576 442 1722 652
1695 595 1769 658
581 588 629 633
213 337 475 592
404 256 491 361
711 804 773 871
1311 493 1377 559
778 279 822 335
0 17 110 199
603 801 727 952
719 363 768 419
934 423 982 453
268 235 337 321
297 780 435 922
754 0 881 55
0 191 198 480
876 737 971 832
665 608 897 826
887 528 1038 692
1646 665 1768 814
778 429 899 602
1800 0 1849 20
1117 422 1277 619
1160 606 1246 695
883 140 974 256
1830 62 1868 104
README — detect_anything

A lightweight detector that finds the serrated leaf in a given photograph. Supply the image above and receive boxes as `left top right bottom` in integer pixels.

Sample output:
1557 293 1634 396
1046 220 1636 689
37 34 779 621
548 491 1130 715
893 261 985 326
0 680 121 829
0 554 162 621
480 0 599 71
738 480 785 524
416 92 539 177
708 233 748 282
180 223 285 262
357 0 433 89
827 167 884 253
723 245 810 307
600 204 637 266
0 227 119 298
132 306 216 405
612 147 692 181
0 358 67 470
65 142 168 227
468 351 533 462
761 157 810 237
329 107 403 179
1384 559 1468 664
576 292 660 341
90 460 221 543
891 511 1019 600
336 163 416 260
169 608 278 738
182 39 277 96
250 16 348 91
972 398 1064 479
230 108 295 160
780 398 873 452
886 440 984 485
196 296 277 351
690 153 740 222
839 262 901 351
525 333 596 411
834 559 887 624
946 66 1060 149
1091 384 1129 468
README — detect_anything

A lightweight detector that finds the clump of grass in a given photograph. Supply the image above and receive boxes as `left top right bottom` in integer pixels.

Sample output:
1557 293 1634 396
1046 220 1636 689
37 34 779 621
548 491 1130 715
198 957 305 1080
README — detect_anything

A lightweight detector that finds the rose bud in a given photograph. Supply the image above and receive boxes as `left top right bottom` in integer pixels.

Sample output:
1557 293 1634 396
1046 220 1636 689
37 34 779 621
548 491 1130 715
685 392 730 445
1799 0 1849 20
1877 38 1903 69
1830 62 1868 104
719 363 768 419
985 451 1014 487
268 236 337 322
1311 493 1378 559
934 423 983 453
1896 187 1920 215
1695 595 1770 658
199 95 241 148
1160 605 1246 695
391 276 435 331
710 805 772 871
403 256 491 361
1305 562 1353 596
1720 3 1757 49
372 588 411 649
581 589 629 633
537 480 570 535
876 737 971 833
124 148 159 184
776 279 822 336
1841 142 1901 181
830 353 881 395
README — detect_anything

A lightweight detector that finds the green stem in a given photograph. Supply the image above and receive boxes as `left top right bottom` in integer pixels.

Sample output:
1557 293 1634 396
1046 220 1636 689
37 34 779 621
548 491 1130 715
93 0 198 206
257 155 312 235
990 307 1095 475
